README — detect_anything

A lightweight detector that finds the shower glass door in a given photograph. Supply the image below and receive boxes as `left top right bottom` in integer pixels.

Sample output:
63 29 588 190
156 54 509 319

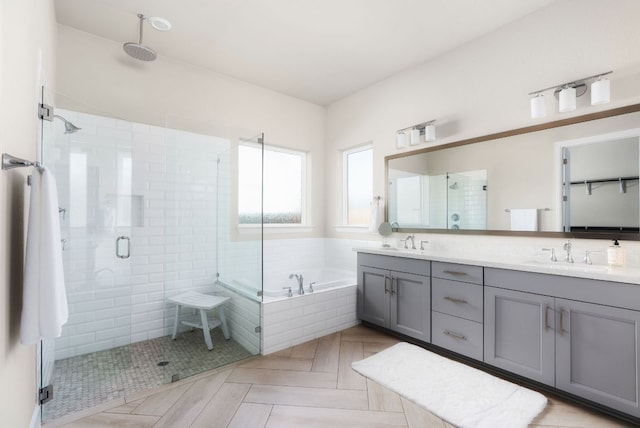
42 110 134 422
160 116 262 383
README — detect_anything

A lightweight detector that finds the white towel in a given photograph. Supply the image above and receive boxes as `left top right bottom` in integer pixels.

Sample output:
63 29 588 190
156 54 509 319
20 167 68 345
368 198 384 232
510 208 539 231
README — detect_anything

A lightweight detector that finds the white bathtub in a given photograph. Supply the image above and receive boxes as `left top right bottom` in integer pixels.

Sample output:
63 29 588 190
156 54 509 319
218 268 358 354
262 267 356 301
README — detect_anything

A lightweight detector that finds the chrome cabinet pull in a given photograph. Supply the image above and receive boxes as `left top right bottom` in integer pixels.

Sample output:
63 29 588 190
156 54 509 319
116 236 131 259
444 296 468 304
390 277 396 296
559 307 565 335
444 330 467 341
544 304 551 332
384 275 390 294
443 270 467 276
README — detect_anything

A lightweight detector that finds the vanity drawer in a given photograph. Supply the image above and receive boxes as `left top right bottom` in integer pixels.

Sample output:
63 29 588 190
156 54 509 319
432 311 483 361
358 253 430 276
432 262 483 285
432 278 483 322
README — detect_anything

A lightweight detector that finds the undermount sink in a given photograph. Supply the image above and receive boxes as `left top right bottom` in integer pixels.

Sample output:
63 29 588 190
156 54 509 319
521 259 609 273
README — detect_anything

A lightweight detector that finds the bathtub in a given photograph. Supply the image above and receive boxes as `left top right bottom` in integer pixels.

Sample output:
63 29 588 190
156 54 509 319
262 267 356 301
217 268 359 355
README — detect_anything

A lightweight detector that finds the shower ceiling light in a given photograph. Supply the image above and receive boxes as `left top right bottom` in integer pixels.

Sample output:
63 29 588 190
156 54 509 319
148 16 172 31
528 71 612 117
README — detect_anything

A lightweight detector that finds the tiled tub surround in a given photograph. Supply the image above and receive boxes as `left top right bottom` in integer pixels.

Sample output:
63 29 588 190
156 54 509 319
261 283 358 355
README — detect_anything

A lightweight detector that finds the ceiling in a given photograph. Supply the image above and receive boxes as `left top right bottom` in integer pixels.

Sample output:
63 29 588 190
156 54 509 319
54 0 556 106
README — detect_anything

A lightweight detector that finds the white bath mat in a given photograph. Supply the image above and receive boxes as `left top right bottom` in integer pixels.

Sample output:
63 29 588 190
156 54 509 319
352 342 547 428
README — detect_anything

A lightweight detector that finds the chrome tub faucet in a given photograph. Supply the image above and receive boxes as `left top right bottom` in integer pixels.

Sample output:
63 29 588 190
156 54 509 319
289 273 304 295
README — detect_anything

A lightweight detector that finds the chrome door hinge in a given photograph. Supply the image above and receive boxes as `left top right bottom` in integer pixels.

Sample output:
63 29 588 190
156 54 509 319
39 384 53 405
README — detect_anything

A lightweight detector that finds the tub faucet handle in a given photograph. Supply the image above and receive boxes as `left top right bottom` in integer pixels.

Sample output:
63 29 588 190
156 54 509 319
542 248 557 262
309 282 315 293
420 240 429 250
282 286 292 297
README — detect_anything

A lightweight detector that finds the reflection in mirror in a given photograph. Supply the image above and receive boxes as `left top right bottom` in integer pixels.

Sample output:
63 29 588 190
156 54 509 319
562 135 640 233
388 167 486 230
385 104 640 240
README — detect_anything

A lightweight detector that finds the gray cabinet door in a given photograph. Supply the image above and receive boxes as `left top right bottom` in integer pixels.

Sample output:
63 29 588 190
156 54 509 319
357 265 390 327
556 298 640 417
389 271 431 342
484 286 555 386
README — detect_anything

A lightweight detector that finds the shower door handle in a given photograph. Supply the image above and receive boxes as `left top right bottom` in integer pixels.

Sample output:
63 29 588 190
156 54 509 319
116 236 131 259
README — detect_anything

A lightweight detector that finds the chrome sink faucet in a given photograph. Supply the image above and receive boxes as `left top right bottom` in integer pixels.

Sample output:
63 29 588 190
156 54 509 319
563 240 574 263
402 234 416 249
289 273 304 295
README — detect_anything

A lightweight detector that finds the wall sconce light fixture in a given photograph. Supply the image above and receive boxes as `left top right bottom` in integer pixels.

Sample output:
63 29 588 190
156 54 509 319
396 120 436 148
396 131 407 149
529 71 612 118
530 94 546 119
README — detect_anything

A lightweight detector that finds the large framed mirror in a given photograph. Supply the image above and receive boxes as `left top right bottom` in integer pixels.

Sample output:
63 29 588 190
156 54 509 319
386 104 640 240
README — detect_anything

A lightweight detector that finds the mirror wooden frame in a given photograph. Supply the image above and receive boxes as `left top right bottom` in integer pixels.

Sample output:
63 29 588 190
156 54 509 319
385 103 640 240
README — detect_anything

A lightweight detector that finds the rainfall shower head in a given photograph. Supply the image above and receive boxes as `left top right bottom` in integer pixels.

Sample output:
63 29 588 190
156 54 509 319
449 182 458 190
123 14 157 61
53 114 81 134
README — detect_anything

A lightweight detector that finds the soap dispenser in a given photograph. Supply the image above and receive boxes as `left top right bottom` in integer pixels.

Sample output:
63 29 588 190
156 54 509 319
607 239 625 267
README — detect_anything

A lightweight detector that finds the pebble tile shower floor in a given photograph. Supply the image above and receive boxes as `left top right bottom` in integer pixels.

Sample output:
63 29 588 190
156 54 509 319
43 329 253 422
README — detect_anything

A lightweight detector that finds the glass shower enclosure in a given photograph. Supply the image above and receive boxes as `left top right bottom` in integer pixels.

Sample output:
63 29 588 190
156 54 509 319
40 108 263 422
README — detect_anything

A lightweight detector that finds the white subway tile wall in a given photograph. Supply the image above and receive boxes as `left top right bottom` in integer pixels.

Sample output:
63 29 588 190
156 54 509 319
50 111 364 360
52 111 230 360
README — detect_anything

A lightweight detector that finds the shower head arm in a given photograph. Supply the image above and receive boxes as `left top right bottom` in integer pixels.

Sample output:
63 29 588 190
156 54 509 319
138 13 145 44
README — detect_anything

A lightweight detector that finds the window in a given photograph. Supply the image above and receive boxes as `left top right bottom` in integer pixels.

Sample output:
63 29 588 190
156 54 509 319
343 145 373 226
238 143 306 225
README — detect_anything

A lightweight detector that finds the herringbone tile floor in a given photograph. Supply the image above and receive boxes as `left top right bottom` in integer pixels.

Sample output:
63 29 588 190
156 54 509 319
45 325 632 427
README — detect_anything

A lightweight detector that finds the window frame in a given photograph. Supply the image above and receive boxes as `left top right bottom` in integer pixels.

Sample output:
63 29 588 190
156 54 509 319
238 141 308 228
342 143 373 227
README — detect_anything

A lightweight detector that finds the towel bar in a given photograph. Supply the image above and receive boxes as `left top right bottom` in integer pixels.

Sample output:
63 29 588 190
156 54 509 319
2 153 43 172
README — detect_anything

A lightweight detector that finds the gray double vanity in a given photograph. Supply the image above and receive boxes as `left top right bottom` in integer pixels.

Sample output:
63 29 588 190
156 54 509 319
358 104 640 423
357 248 640 422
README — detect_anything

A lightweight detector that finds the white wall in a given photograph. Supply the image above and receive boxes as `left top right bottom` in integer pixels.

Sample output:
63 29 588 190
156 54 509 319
0 1 57 426
325 0 640 241
56 25 327 239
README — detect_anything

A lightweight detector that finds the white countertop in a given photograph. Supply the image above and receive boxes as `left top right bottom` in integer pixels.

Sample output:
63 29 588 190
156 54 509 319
355 247 640 285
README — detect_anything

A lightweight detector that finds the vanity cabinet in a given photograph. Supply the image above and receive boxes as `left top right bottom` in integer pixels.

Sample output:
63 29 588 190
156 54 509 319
485 267 640 418
431 262 484 360
357 253 431 342
484 286 555 386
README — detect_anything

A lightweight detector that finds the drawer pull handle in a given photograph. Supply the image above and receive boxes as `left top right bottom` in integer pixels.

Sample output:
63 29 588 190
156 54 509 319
544 304 551 332
444 330 467 341
390 277 396 296
443 270 467 276
559 307 566 335
444 296 468 304
384 275 390 294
